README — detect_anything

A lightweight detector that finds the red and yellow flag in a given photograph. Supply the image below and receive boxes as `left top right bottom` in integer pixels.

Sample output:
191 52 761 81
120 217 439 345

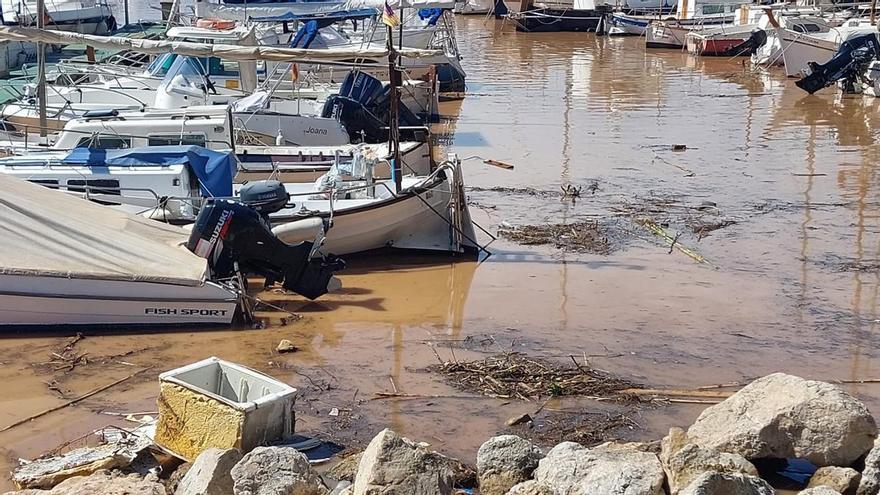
382 1 400 27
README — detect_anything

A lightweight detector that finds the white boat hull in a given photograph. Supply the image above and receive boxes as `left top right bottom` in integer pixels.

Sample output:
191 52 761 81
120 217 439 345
0 275 238 327
273 172 477 256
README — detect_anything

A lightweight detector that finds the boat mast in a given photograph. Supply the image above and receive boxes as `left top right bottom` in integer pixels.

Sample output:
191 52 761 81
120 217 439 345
36 0 47 142
387 17 402 193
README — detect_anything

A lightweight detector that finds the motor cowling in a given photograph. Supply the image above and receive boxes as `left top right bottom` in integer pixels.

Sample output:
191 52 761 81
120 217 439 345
187 199 344 300
239 180 290 215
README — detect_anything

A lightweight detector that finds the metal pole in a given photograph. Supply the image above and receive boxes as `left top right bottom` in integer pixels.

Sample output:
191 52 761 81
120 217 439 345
36 0 47 140
398 8 404 51
123 0 129 26
387 24 401 193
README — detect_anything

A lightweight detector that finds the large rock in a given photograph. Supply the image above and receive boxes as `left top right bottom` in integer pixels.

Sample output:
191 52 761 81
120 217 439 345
504 480 552 495
661 441 758 494
858 439 880 495
12 442 146 489
531 441 664 495
176 448 242 495
807 466 860 494
352 429 454 495
477 435 543 495
678 471 774 495
801 489 844 495
231 446 327 495
687 373 877 466
4 471 165 495
328 453 363 482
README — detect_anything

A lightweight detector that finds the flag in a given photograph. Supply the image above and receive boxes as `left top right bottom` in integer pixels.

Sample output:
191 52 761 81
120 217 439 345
382 1 400 27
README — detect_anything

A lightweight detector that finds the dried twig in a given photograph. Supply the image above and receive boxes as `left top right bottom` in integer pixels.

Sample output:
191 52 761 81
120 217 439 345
0 367 153 433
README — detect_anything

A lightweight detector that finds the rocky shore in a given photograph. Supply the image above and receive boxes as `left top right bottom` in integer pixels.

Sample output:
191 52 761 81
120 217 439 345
7 372 880 495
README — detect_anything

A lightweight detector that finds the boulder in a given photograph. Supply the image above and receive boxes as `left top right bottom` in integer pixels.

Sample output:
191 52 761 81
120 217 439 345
660 428 691 466
231 446 327 495
807 466 860 494
661 442 758 494
532 441 664 495
858 439 880 495
352 429 455 495
687 373 877 466
12 441 146 489
328 453 363 482
477 435 543 495
801 489 844 495
504 480 553 495
3 470 165 495
330 481 352 495
176 448 242 495
679 471 774 495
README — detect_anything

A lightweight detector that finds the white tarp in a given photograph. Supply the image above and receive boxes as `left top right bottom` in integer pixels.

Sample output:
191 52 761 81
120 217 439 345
0 174 209 286
0 26 443 62
196 0 348 21
196 0 455 20
343 0 457 10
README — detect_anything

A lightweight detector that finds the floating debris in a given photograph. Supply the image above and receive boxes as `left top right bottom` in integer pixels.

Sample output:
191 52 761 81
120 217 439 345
508 410 641 447
498 221 611 254
427 353 637 401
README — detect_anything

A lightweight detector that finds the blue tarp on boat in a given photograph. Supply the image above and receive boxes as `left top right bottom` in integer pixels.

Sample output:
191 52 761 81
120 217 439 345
61 146 237 198
251 7 377 24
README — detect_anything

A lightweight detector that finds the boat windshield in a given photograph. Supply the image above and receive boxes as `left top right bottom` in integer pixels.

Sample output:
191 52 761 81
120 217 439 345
147 53 179 77
160 55 209 94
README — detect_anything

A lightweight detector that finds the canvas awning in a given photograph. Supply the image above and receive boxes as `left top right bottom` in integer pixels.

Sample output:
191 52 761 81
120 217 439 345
0 26 443 62
250 8 378 24
0 174 209 286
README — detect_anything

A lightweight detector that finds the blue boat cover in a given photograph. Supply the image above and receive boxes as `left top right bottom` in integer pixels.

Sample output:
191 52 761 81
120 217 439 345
290 20 320 47
253 8 377 25
61 146 237 198
418 8 443 26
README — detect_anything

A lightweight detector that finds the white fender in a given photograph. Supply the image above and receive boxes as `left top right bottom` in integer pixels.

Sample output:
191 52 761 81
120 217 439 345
272 217 324 245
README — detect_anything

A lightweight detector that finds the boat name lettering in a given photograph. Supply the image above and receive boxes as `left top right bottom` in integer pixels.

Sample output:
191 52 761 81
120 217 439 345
144 308 230 316
210 209 234 245
304 127 328 135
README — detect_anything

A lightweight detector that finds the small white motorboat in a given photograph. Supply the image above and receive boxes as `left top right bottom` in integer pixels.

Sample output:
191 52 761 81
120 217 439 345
0 172 241 327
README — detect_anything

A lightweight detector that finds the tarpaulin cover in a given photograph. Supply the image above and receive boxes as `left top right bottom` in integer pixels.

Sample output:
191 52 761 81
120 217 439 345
0 26 443 61
62 146 237 198
252 7 378 24
0 173 209 286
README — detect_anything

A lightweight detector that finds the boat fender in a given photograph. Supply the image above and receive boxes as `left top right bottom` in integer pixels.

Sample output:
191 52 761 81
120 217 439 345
142 207 177 222
272 217 325 246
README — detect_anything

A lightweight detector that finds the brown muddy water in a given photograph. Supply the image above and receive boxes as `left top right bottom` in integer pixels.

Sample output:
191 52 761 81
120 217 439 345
4 18 880 489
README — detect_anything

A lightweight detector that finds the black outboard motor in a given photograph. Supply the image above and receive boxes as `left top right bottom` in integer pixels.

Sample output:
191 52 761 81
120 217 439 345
796 34 880 94
723 29 767 57
187 181 344 300
322 70 425 143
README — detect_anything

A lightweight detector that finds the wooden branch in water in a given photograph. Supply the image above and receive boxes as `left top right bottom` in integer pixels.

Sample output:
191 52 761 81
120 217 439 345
483 159 515 170
620 388 733 399
371 392 497 401
639 220 714 267
0 367 153 433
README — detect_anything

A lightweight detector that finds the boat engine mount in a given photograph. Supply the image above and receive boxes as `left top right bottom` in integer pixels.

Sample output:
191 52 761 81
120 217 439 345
187 182 343 300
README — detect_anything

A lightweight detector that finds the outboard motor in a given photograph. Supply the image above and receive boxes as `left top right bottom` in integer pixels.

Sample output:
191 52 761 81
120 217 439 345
723 29 767 57
187 180 344 300
322 70 426 143
796 33 880 94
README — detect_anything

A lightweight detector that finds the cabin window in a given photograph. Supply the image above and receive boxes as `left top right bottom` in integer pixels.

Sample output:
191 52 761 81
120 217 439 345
148 134 208 147
792 24 820 33
67 179 121 196
28 179 59 189
75 136 131 149
701 4 725 14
